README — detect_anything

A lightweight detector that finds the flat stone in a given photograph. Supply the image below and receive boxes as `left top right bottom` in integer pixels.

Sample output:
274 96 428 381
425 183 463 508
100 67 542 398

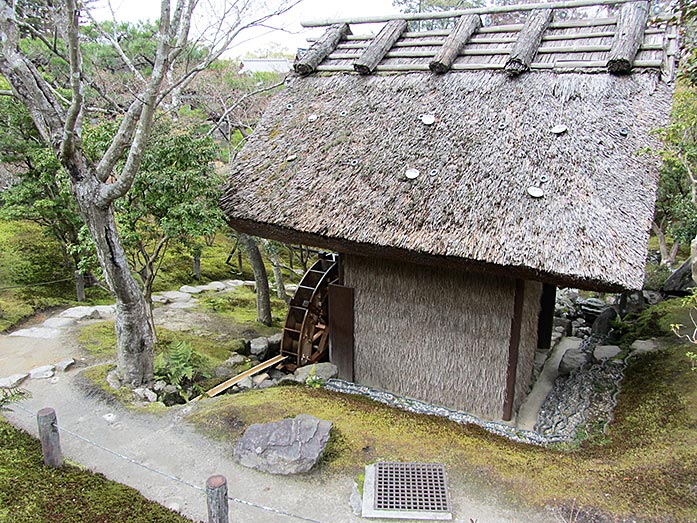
0 373 29 389
258 379 276 389
630 338 661 356
144 388 158 402
558 346 591 376
250 337 269 360
9 327 63 339
94 305 116 317
55 358 75 372
238 377 253 390
30 364 56 379
222 279 245 287
214 365 236 379
160 291 192 302
204 281 226 292
234 414 333 474
294 363 338 383
42 317 76 329
59 306 102 320
226 353 247 367
594 345 621 361
168 300 198 309
252 373 269 386
180 285 206 294
151 294 168 303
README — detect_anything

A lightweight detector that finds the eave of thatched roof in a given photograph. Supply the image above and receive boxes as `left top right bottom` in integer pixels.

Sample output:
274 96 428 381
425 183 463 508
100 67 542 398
222 70 670 291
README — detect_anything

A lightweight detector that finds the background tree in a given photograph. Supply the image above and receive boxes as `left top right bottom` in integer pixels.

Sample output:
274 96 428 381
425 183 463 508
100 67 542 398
0 0 299 387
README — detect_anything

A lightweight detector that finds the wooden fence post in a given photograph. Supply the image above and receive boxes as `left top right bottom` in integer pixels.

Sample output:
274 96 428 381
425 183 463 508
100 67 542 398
206 475 229 523
37 407 63 468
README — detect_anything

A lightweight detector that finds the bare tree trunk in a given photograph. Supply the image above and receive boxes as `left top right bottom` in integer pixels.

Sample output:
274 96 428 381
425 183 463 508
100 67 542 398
76 181 154 386
670 240 680 266
239 233 272 326
652 221 671 266
691 237 697 287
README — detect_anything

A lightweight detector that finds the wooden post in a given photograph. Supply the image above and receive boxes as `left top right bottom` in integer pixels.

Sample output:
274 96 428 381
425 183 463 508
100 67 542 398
536 284 556 350
294 23 351 75
328 283 355 381
607 0 649 74
354 19 407 75
206 475 229 523
37 407 63 468
505 8 553 76
429 15 481 73
503 280 525 422
74 271 85 302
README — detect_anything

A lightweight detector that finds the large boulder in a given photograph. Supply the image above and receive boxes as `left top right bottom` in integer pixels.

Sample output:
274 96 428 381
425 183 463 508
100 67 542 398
558 347 592 376
249 337 269 360
234 414 332 474
591 307 617 336
662 258 695 296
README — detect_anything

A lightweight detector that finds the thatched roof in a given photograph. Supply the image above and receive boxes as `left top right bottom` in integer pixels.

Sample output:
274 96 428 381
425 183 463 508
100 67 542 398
222 1 676 291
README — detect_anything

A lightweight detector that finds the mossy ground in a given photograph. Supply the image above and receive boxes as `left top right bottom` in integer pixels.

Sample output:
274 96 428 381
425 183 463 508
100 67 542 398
188 307 697 522
0 417 191 523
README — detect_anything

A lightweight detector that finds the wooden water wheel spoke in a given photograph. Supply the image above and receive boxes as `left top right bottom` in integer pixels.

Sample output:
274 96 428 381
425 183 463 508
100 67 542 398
280 253 338 367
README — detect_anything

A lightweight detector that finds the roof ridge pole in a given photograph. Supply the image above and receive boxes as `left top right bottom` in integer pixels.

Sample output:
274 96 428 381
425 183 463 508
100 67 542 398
294 23 352 75
353 19 408 75
429 15 482 74
606 0 650 74
505 8 554 76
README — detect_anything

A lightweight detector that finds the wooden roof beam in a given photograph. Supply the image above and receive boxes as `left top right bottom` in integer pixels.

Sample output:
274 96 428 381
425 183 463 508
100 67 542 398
607 0 649 74
294 23 351 76
505 8 553 76
354 19 407 75
429 15 481 74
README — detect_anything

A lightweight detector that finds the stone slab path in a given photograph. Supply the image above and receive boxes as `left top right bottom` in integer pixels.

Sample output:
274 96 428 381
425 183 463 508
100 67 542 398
1 283 560 523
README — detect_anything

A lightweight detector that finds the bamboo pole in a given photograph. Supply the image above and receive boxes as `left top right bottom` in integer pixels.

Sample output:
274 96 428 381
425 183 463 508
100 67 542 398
301 0 638 27
505 9 554 75
328 43 662 60
314 58 661 72
430 15 481 73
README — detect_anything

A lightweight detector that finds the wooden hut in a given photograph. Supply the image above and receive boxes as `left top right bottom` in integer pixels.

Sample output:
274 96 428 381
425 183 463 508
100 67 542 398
221 0 676 421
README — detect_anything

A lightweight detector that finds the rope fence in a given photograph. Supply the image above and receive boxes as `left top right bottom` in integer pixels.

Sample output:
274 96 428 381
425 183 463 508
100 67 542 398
11 402 328 523
0 277 73 292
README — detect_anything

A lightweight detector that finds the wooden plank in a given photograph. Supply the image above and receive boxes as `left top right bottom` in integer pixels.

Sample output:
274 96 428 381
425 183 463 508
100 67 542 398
505 9 554 76
302 0 638 27
202 354 287 398
328 283 354 381
661 23 678 83
537 284 556 350
607 0 649 74
295 23 351 75
354 19 407 75
430 15 481 73
503 280 525 422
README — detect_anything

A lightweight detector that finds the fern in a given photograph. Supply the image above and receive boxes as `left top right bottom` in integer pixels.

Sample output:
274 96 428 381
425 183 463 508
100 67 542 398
0 388 28 411
155 340 210 401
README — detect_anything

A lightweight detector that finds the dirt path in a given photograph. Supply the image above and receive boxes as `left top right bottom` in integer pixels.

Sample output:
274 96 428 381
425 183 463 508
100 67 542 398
1 305 559 523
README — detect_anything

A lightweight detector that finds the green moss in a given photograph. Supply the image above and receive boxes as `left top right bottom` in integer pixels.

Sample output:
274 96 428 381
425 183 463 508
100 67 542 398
186 340 697 522
78 322 118 357
0 417 191 522
198 286 286 332
615 297 690 349
79 364 134 404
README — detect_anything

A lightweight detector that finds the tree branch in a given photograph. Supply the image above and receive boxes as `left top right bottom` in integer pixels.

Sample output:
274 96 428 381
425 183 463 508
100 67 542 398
60 0 85 160
206 79 285 137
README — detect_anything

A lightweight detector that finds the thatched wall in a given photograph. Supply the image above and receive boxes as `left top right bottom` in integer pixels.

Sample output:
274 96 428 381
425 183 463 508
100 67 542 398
223 71 671 291
515 281 543 414
344 255 541 420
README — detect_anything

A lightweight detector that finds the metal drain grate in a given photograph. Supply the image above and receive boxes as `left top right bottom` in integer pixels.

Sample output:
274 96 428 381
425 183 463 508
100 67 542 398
361 462 452 520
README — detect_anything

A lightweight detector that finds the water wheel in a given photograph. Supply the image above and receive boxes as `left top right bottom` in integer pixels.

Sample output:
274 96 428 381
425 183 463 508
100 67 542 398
281 254 338 370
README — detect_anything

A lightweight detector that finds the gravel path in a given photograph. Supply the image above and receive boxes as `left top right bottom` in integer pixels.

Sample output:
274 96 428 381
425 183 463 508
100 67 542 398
1 297 560 523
